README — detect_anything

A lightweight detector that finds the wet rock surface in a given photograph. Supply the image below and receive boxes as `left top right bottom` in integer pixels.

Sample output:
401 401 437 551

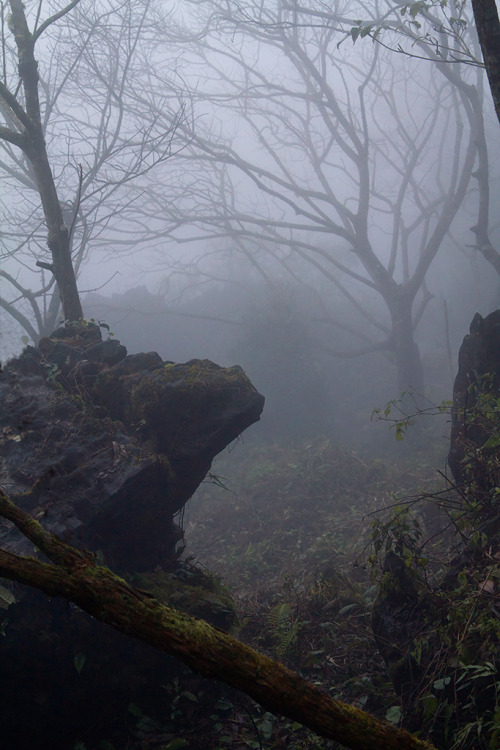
0 321 264 749
372 311 500 745
0 321 264 571
448 309 500 489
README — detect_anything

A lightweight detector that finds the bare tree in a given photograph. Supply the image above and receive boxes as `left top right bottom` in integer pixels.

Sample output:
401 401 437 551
0 0 184 344
334 0 500 277
139 0 481 393
0 0 83 322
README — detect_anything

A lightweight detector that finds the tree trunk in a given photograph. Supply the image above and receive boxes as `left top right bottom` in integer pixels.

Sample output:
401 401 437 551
0 489 435 750
8 0 83 322
471 0 500 126
24 136 83 322
388 297 425 395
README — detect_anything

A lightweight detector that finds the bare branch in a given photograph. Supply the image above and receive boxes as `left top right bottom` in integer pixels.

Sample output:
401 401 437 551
32 0 82 44
0 122 25 147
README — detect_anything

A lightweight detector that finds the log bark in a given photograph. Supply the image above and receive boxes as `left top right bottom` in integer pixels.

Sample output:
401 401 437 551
0 488 435 750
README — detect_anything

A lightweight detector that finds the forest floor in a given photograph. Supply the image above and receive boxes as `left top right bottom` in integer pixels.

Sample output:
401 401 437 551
129 434 448 750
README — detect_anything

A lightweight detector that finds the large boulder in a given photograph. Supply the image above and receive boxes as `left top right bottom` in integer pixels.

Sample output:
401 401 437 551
0 321 264 749
1 321 264 571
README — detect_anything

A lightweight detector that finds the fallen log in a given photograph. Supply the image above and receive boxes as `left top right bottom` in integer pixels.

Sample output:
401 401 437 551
0 487 435 750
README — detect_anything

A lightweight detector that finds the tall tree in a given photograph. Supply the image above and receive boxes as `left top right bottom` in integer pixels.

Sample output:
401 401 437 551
144 0 481 393
334 0 500 278
0 0 184 343
1 0 83 321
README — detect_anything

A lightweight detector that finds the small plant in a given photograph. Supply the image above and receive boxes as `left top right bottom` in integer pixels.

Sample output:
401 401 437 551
267 602 301 663
369 501 430 574
371 392 452 442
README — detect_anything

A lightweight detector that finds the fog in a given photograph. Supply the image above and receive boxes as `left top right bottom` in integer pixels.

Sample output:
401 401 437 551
4 4 500 748
1 0 500 453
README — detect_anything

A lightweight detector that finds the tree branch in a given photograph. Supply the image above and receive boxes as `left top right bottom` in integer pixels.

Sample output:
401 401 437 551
0 78 32 131
0 123 25 148
32 0 82 43
0 295 39 341
0 488 435 750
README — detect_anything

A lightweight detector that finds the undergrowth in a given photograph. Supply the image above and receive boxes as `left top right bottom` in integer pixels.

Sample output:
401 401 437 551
173 439 440 749
102 435 500 749
71 381 500 749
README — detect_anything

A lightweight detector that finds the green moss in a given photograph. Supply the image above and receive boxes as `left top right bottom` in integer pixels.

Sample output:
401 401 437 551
142 451 175 479
129 376 161 421
131 568 237 631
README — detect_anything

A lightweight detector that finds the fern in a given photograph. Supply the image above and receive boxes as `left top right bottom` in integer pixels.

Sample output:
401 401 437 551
267 603 301 661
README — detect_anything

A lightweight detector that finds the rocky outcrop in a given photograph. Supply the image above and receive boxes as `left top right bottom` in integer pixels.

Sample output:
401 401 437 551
1 321 264 572
448 309 500 492
0 321 264 749
372 311 500 747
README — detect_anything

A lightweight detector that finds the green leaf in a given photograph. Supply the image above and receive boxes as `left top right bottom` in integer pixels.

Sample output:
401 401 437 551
74 653 86 674
128 703 143 717
483 434 500 449
215 696 233 711
410 1 426 18
386 705 402 724
439 400 452 412
163 740 189 750
0 584 16 609
180 690 199 702
433 676 451 691
421 693 438 717
258 712 274 739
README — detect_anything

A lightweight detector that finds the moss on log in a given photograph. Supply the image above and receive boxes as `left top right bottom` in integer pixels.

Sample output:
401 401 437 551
0 489 435 750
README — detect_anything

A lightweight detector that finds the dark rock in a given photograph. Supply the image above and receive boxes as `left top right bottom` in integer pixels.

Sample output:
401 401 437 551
372 312 500 745
66 359 102 390
1 326 264 570
103 350 163 376
43 340 82 372
85 338 128 366
94 358 265 459
49 320 103 346
0 586 228 750
0 322 264 749
372 551 429 720
448 309 500 489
